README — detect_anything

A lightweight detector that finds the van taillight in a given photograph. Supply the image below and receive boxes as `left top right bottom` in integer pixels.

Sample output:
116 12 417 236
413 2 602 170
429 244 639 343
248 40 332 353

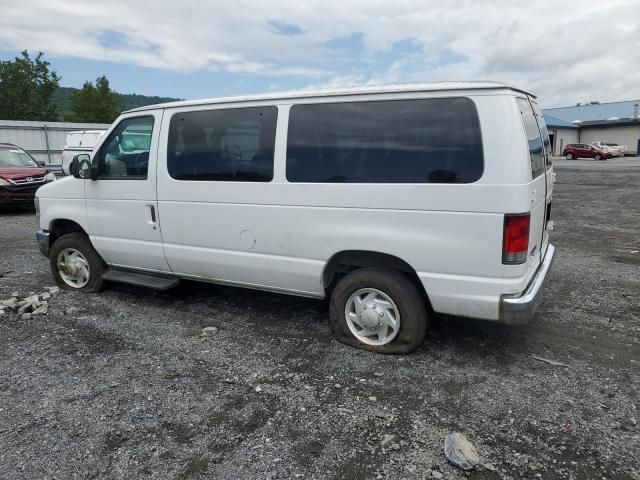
502 213 530 264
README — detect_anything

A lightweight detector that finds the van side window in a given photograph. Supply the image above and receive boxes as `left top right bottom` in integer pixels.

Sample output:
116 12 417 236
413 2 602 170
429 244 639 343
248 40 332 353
517 99 544 178
530 101 552 167
286 97 483 183
168 106 277 182
98 116 154 179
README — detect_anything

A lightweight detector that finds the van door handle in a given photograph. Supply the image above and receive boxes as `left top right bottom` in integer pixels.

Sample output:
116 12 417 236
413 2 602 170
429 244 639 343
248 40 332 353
147 204 157 223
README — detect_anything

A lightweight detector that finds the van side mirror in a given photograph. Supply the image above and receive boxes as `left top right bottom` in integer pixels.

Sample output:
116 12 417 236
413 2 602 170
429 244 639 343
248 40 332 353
37 160 46 167
70 153 92 179
69 158 80 177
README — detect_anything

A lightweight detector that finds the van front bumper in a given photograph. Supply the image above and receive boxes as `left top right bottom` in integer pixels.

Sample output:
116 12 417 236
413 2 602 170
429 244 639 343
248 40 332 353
500 244 556 325
36 229 50 258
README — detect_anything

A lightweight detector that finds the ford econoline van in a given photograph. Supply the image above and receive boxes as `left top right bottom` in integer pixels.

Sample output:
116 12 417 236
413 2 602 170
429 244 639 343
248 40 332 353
35 82 555 353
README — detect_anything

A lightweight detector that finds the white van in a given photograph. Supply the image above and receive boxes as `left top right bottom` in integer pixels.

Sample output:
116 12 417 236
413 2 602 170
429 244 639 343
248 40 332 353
35 82 555 353
61 130 106 175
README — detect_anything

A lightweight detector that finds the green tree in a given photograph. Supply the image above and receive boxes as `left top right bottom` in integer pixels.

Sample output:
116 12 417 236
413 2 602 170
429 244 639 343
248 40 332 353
0 50 60 121
67 75 121 123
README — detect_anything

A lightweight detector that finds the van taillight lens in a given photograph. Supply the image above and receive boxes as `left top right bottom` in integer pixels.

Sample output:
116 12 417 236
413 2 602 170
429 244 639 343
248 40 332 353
502 213 530 264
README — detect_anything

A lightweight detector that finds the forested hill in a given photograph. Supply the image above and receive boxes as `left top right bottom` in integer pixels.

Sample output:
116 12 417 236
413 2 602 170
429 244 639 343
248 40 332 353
52 87 181 120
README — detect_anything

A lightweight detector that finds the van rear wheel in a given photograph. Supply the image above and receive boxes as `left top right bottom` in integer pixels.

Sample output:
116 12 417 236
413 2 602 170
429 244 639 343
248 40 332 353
566 153 574 160
329 268 428 353
50 232 106 293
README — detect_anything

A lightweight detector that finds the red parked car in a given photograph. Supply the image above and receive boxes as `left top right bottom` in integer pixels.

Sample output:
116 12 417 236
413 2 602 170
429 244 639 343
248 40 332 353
0 143 56 207
562 143 611 161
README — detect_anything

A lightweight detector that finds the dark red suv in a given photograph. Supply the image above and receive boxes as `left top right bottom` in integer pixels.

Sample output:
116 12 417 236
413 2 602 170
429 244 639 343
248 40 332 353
0 143 56 207
562 143 611 160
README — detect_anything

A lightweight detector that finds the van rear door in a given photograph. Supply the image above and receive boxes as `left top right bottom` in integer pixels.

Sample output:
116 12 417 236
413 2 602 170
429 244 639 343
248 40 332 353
530 99 552 260
516 98 547 272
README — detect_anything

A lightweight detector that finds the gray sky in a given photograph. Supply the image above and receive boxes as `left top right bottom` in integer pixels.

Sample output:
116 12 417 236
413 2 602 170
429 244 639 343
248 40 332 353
1 0 638 106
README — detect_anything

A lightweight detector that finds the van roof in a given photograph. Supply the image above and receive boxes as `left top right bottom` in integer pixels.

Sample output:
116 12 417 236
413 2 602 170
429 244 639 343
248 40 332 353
124 81 534 113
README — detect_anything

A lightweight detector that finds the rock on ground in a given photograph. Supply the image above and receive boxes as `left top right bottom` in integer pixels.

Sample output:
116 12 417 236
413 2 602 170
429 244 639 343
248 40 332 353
444 432 480 471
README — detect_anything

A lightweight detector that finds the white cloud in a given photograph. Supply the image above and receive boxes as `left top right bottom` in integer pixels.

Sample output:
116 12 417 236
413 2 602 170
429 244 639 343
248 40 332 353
0 0 638 106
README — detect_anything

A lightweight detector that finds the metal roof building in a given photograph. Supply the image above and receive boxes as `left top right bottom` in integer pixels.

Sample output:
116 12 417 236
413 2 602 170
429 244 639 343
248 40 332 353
544 100 640 123
542 100 640 156
543 114 578 129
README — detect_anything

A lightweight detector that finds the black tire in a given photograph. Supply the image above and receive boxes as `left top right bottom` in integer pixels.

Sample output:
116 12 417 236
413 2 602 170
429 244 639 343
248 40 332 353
566 153 574 160
329 268 428 354
594 154 602 161
49 232 106 293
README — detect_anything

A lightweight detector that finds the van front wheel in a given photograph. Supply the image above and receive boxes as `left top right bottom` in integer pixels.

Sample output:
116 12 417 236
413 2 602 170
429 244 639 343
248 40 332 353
329 268 428 353
50 232 106 293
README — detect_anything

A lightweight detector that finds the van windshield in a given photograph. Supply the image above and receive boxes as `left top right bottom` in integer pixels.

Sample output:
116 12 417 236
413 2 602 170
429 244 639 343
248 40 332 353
0 147 38 167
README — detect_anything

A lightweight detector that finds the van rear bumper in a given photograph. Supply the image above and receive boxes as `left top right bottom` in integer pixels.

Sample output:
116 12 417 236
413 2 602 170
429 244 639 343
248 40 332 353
500 244 556 325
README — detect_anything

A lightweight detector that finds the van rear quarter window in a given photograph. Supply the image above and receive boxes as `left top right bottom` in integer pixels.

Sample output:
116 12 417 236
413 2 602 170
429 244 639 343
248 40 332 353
167 106 277 182
516 98 545 178
286 97 484 183
530 101 552 167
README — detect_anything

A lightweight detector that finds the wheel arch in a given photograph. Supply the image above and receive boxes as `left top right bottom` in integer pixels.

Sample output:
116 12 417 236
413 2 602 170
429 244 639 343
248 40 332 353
49 218 87 245
322 250 432 311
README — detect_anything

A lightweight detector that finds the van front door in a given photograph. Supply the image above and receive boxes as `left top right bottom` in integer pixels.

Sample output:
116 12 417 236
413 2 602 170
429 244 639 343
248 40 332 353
85 112 171 272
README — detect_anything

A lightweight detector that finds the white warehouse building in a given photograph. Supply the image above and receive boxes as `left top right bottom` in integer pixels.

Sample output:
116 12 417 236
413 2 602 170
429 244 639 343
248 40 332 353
543 100 640 156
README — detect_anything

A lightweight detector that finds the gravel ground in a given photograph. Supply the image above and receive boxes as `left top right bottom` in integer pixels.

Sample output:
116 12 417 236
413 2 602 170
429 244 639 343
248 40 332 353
1 164 639 480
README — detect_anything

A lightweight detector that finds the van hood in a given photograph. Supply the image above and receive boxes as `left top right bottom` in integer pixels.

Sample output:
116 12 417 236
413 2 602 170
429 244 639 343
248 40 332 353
0 166 48 180
36 175 84 199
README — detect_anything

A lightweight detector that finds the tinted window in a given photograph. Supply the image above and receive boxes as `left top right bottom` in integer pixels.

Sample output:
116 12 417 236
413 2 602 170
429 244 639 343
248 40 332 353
517 98 544 179
168 106 277 182
286 97 483 183
531 101 552 166
99 116 154 178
